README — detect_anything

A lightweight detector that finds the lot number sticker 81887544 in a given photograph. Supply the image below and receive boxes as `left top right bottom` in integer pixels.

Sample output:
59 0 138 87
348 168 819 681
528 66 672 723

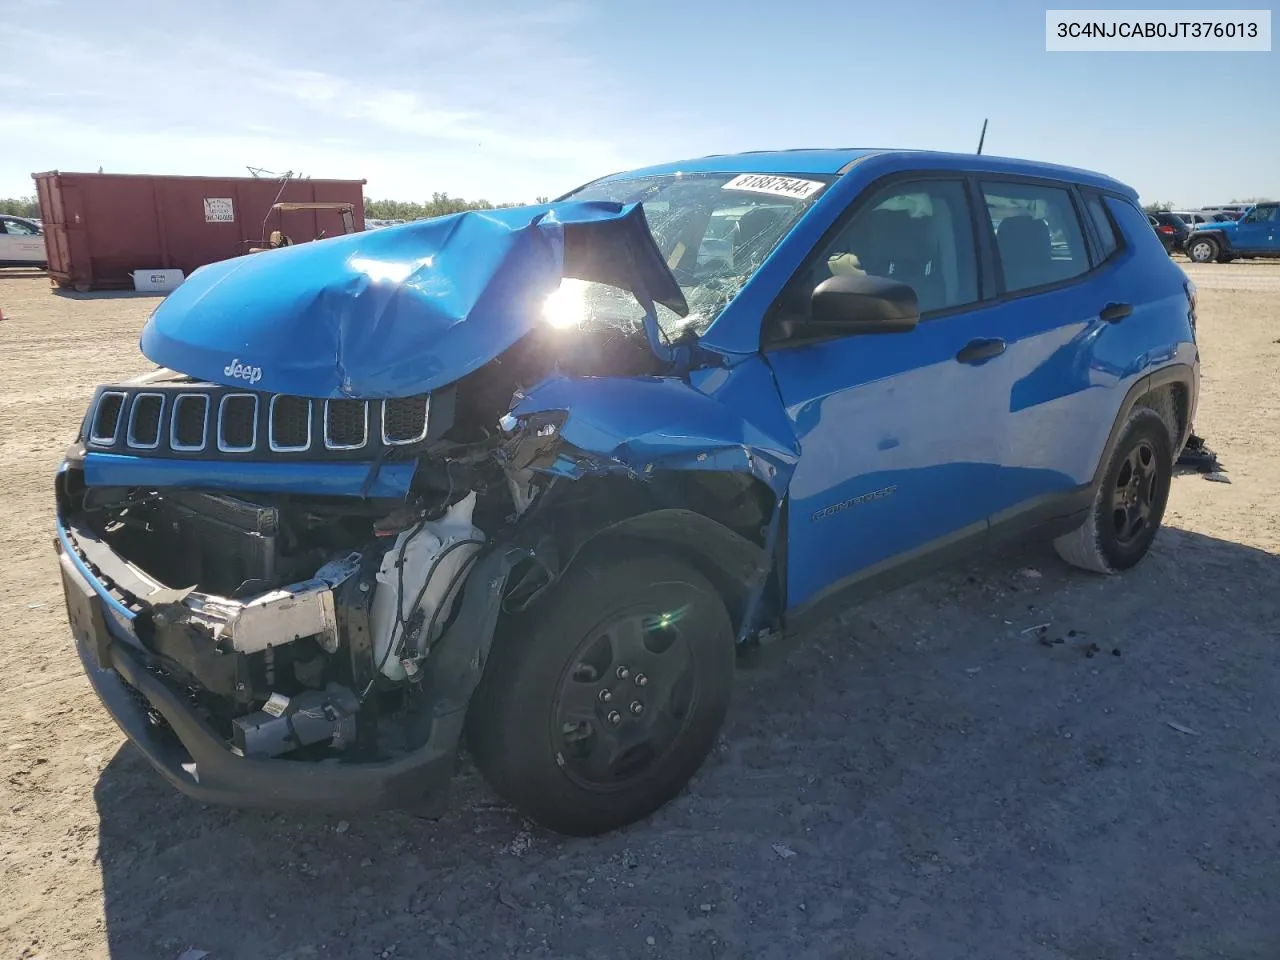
721 174 825 200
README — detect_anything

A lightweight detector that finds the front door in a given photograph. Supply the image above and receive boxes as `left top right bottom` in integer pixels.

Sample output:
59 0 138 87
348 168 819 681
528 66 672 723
765 177 1015 610
1233 203 1279 253
0 216 45 264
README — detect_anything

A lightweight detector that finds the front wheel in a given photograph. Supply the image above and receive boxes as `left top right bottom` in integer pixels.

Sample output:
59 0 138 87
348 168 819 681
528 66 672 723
467 550 734 836
1187 236 1219 263
1053 407 1173 574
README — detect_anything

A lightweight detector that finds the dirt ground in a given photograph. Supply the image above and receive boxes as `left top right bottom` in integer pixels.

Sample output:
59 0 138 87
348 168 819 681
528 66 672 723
1 260 1278 960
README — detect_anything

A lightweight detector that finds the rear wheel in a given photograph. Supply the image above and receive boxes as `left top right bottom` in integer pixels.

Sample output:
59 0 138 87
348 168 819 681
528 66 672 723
1187 236 1219 263
1053 407 1173 574
467 551 734 836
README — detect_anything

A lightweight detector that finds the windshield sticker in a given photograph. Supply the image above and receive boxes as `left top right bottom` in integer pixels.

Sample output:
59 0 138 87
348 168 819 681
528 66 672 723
722 174 824 200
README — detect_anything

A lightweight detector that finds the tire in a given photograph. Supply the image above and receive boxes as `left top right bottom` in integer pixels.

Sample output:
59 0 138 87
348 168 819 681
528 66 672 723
1053 406 1173 574
1187 236 1219 264
466 550 734 836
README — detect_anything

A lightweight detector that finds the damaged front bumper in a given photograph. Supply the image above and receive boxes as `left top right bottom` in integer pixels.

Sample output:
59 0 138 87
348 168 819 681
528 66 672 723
56 512 519 814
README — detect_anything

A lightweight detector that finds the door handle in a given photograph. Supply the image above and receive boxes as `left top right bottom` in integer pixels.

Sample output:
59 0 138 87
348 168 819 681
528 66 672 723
1099 302 1133 323
955 338 1007 364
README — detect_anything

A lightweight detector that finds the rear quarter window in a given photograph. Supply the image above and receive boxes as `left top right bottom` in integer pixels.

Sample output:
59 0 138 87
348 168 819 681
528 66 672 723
1083 192 1120 261
1104 196 1168 254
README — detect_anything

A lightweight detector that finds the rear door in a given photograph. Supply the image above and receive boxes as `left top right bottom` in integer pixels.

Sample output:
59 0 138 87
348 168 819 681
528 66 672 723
967 179 1129 532
764 176 1016 609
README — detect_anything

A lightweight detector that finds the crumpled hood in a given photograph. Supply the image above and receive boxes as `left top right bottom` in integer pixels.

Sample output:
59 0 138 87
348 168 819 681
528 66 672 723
139 201 687 399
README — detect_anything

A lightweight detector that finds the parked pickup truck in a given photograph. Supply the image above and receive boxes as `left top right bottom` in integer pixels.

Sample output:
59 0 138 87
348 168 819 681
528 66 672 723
1185 202 1280 263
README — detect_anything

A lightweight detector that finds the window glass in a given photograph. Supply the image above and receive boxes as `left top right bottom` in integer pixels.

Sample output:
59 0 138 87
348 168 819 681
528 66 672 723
1244 205 1278 223
982 182 1089 292
4 218 39 236
806 179 978 315
1084 193 1119 260
564 172 829 337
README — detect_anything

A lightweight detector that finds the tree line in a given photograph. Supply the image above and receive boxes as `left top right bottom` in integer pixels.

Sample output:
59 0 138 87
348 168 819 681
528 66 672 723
365 192 550 221
0 193 551 222
1 196 39 217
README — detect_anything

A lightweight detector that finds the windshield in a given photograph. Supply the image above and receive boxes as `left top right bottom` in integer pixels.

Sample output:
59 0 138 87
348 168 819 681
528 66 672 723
560 172 830 338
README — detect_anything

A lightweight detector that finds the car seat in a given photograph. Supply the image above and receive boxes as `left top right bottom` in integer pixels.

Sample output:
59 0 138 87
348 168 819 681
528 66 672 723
995 215 1052 290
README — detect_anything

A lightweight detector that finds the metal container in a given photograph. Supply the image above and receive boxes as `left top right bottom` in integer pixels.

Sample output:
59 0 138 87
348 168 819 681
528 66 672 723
31 172 366 291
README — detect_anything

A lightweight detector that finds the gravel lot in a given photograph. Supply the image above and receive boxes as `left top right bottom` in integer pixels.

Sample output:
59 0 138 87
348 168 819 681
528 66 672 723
2 261 1278 960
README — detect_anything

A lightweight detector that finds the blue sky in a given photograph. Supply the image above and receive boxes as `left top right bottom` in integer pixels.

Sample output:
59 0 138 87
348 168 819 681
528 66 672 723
2 0 1276 207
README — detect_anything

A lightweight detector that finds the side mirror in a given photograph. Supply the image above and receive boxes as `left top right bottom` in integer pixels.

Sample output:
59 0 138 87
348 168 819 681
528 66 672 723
810 273 919 334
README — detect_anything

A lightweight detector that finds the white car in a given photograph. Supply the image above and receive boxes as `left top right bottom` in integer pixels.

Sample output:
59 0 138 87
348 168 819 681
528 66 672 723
0 215 47 267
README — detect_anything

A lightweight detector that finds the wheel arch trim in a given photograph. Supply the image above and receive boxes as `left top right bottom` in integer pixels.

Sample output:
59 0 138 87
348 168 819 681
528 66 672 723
1091 363 1197 494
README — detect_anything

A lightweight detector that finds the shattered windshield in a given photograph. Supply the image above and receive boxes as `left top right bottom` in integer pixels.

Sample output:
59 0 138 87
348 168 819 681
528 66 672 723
560 172 830 338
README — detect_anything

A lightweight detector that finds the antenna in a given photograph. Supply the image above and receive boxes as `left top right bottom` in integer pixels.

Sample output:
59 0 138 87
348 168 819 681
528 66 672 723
976 118 988 155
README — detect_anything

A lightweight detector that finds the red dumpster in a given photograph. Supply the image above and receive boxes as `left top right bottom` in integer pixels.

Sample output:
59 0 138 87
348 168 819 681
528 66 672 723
31 172 366 291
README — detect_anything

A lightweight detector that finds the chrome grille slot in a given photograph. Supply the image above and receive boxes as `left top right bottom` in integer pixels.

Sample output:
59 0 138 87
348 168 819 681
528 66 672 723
324 399 367 450
89 391 127 445
382 397 430 445
218 394 259 453
269 395 312 451
126 393 164 449
81 386 428 457
170 393 209 451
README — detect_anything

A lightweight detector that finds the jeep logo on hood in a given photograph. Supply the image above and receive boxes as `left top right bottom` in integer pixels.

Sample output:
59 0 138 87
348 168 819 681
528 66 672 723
224 359 263 385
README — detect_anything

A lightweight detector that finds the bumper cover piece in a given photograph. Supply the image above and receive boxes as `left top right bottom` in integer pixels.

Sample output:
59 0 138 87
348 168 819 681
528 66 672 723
61 547 459 813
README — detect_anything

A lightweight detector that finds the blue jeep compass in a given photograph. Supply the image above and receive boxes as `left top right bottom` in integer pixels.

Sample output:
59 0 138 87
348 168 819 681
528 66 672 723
56 149 1199 835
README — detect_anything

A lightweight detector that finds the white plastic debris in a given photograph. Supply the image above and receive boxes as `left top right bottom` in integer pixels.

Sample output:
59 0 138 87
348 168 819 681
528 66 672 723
772 843 797 859
369 492 485 682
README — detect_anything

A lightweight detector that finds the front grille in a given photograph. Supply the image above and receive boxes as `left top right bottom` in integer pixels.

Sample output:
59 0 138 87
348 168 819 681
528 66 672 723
90 392 126 444
127 394 164 449
383 397 430 445
171 394 209 450
218 394 258 452
83 384 431 459
325 399 367 450
269 396 311 451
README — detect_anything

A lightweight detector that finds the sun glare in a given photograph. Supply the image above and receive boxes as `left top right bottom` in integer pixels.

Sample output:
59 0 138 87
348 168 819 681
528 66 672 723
542 278 588 329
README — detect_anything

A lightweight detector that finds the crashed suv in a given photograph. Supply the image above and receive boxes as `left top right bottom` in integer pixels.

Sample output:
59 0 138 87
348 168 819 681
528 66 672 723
57 149 1199 836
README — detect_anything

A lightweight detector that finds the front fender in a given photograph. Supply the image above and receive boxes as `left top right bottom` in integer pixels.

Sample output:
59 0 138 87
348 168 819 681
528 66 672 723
506 366 799 498
1191 228 1231 249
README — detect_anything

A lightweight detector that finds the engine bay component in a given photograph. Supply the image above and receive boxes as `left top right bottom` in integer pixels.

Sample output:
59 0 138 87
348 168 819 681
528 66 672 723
231 684 360 758
369 492 485 682
164 553 361 655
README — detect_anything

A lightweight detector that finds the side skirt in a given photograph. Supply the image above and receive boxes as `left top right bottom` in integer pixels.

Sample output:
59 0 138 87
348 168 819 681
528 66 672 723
780 485 1092 640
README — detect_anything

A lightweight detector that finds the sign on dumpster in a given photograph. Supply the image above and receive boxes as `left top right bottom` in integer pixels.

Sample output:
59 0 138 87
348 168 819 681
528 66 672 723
203 198 234 222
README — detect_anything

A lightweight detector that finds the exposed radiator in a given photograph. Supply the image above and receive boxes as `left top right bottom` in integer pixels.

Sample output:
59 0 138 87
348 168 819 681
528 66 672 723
133 492 282 596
